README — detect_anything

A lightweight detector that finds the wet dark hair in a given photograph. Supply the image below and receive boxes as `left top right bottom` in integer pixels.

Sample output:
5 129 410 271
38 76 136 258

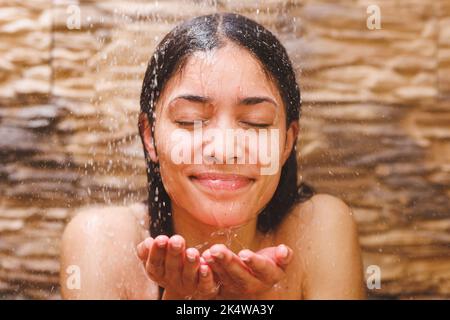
139 12 314 238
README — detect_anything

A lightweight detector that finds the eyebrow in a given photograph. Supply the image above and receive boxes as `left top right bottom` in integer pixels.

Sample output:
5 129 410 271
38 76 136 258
168 94 278 108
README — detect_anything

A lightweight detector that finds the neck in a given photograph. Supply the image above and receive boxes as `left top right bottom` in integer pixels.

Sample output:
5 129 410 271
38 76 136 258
171 202 263 254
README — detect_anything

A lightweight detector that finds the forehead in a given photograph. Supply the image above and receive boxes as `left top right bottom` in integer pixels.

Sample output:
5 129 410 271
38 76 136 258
159 43 282 105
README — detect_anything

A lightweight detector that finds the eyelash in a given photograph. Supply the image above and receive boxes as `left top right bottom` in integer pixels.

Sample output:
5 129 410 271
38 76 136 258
240 121 272 128
175 121 272 128
175 120 207 127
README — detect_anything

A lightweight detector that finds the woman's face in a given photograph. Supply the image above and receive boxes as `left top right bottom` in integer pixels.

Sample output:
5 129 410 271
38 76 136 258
145 42 298 228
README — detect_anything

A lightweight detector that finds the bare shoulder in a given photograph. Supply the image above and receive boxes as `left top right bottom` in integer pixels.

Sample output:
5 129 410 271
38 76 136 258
62 203 150 248
276 193 366 299
60 202 157 299
276 193 356 240
297 193 356 229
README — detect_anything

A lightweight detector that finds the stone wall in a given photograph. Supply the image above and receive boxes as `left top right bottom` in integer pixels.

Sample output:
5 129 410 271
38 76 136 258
0 0 449 299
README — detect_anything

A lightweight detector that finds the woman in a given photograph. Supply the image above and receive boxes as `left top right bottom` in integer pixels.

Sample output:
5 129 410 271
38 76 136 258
60 13 365 300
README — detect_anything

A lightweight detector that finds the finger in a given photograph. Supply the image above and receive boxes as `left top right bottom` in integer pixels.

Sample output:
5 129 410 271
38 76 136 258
147 235 168 280
197 264 219 298
202 248 231 285
207 245 257 291
239 249 284 285
165 235 185 284
209 245 260 291
137 237 153 261
182 247 200 289
274 244 293 268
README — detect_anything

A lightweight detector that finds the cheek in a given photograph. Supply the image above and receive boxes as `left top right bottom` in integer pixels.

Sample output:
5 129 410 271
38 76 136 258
254 173 282 207
154 125 187 196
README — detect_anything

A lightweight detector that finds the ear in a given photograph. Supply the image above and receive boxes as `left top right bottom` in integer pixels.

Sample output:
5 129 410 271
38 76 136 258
138 112 158 163
281 120 299 166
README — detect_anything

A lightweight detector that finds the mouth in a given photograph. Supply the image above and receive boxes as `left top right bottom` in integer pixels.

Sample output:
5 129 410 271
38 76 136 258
188 172 255 192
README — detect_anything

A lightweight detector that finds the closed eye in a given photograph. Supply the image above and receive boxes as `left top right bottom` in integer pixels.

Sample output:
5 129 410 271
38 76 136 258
175 120 208 127
240 121 272 128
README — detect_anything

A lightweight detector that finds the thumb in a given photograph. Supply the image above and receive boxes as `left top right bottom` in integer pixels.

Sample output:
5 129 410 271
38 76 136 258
136 237 153 260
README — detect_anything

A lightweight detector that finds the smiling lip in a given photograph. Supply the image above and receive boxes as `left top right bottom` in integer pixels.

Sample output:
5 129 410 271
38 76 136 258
189 173 254 191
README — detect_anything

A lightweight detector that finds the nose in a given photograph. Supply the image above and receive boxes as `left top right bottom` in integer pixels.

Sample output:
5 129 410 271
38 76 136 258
201 118 243 164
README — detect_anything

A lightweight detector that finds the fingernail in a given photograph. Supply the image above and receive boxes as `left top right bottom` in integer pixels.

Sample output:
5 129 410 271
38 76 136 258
239 251 250 261
278 245 288 258
200 265 208 277
186 250 196 263
204 251 214 263
144 238 153 248
157 238 167 248
210 248 224 260
136 243 144 257
171 240 182 250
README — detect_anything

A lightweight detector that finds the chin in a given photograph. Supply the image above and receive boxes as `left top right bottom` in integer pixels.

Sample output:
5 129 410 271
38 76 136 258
192 202 254 229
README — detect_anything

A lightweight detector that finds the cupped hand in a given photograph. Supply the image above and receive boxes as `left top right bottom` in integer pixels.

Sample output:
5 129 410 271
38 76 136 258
136 235 219 299
201 243 293 298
